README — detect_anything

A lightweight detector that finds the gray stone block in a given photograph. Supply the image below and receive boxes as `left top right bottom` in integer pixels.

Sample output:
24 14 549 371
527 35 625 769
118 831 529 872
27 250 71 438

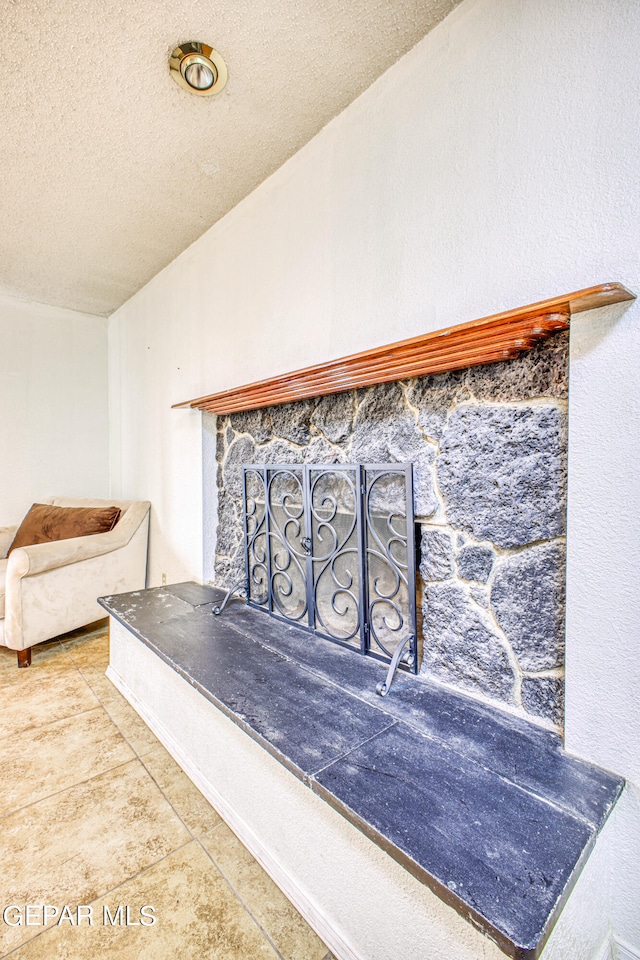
352 383 438 517
216 491 241 552
214 546 244 589
215 430 226 465
457 545 494 583
490 542 566 671
521 675 565 727
469 585 490 609
405 369 472 442
313 391 354 444
229 408 273 444
420 528 454 581
437 404 567 548
467 332 569 403
421 583 517 704
306 434 347 464
258 438 304 464
269 400 313 445
353 381 405 426
222 435 257 498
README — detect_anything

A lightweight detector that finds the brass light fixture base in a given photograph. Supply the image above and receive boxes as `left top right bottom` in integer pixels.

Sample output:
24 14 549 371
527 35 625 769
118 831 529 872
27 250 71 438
169 42 228 97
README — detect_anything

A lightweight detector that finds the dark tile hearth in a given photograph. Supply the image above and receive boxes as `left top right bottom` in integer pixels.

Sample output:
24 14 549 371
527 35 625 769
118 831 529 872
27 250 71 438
314 725 591 957
100 583 624 960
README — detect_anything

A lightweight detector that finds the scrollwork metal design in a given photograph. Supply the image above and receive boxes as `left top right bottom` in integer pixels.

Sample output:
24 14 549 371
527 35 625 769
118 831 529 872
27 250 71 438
240 462 417 685
265 468 308 622
309 468 361 645
364 469 416 668
244 468 269 607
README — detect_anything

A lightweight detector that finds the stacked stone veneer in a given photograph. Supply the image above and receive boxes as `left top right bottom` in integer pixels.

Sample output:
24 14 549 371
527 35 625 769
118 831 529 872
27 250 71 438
210 333 568 730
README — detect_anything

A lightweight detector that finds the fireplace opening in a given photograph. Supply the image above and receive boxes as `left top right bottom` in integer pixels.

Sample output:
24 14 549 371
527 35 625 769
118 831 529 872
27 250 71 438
214 462 418 693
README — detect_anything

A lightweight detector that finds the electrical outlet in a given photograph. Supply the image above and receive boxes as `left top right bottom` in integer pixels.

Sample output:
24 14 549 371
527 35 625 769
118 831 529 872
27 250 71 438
162 573 167 586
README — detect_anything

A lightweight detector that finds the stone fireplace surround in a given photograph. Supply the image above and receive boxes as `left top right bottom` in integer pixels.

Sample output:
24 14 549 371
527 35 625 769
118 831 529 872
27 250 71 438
209 332 568 730
102 284 635 960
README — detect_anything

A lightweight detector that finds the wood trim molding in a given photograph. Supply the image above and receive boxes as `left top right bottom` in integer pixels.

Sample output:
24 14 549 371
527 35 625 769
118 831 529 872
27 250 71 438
173 282 635 415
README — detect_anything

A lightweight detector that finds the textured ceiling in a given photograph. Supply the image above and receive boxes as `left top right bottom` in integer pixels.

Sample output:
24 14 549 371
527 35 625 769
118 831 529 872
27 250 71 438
1 0 459 316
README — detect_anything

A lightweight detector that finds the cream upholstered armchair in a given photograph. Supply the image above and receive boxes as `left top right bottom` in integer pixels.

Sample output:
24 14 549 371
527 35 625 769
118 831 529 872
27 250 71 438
0 497 150 668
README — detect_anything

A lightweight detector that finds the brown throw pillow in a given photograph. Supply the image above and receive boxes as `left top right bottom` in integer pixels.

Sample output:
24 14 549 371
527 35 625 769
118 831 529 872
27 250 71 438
8 504 122 555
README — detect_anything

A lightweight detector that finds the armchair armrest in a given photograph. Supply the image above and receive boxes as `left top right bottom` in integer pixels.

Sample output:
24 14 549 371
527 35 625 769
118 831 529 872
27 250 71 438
6 502 150 578
0 526 17 559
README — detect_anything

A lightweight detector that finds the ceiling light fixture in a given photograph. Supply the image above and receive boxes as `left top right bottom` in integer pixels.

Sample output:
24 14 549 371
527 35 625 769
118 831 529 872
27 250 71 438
169 42 227 97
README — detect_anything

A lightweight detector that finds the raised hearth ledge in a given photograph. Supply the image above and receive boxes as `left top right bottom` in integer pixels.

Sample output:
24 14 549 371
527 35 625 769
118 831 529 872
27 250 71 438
173 282 634 414
100 583 623 960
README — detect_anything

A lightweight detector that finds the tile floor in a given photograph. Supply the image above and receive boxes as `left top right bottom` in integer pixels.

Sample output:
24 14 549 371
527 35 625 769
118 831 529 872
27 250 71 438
0 622 334 959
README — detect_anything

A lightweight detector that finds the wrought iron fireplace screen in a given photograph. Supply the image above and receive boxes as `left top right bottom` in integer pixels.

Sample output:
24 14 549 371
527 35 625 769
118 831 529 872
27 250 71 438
228 463 417 686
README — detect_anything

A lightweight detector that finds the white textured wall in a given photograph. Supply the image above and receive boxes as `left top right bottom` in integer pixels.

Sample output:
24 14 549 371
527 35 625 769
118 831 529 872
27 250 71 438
109 0 640 952
109 0 640 586
0 292 109 524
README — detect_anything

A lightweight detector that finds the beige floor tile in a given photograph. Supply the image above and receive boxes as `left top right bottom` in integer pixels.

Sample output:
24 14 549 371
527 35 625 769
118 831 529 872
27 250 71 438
0 641 76 687
7 840 279 960
0 708 134 817
0 759 191 956
101 695 160 757
61 626 110 670
81 668 123 704
0 669 100 739
202 823 328 960
141 744 222 836
0 619 332 960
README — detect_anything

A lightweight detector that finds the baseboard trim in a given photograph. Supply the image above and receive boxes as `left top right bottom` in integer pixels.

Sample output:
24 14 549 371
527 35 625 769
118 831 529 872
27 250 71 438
615 938 640 960
595 934 640 960
106 663 358 960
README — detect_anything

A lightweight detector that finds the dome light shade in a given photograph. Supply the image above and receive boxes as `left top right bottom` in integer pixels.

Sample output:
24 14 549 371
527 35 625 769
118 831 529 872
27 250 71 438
170 42 227 97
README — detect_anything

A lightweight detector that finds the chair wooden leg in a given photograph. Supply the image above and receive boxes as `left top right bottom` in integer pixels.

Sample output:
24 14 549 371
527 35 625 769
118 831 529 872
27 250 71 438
17 648 32 668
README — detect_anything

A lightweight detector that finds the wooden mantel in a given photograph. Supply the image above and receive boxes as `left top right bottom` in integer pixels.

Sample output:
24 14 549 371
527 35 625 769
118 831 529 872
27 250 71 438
173 282 634 415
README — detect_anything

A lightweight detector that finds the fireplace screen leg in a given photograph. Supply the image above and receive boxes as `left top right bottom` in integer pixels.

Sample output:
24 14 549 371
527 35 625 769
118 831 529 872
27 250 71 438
375 635 415 697
212 580 247 616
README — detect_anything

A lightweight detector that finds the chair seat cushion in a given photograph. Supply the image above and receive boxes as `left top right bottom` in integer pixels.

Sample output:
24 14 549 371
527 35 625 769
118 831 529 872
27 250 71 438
8 504 122 556
0 558 6 618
